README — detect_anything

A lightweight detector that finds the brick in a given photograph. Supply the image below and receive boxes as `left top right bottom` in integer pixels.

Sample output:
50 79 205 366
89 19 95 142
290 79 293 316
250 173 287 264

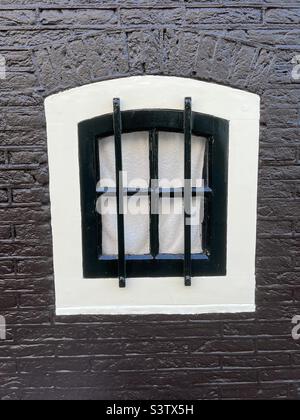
0 108 45 131
0 171 34 186
13 188 48 205
256 287 293 304
248 48 276 92
230 44 257 87
91 354 219 372
2 50 33 71
0 225 11 240
266 8 300 24
261 108 299 128
0 72 37 91
127 30 162 74
257 337 300 352
223 354 291 368
257 238 300 258
163 30 201 77
17 259 53 277
263 88 300 108
9 151 47 165
221 384 289 400
186 8 262 24
258 200 300 218
258 180 295 200
19 292 54 308
0 92 42 107
260 368 300 382
0 130 47 147
223 321 292 337
0 207 50 224
0 11 36 26
194 35 217 80
121 8 183 25
0 293 17 309
2 309 51 326
261 128 300 147
40 9 117 26
212 38 237 83
0 360 17 374
257 220 293 237
0 151 5 164
260 166 300 181
257 256 292 272
18 357 90 373
2 243 52 258
0 261 14 276
15 224 51 242
269 50 296 85
0 189 8 203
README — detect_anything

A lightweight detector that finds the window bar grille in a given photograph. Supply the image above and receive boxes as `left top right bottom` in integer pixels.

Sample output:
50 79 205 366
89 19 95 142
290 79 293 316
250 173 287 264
184 97 192 287
149 129 159 258
113 98 126 288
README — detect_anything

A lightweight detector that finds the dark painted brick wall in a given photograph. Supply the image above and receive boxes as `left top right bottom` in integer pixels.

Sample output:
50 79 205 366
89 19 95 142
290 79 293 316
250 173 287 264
0 0 300 400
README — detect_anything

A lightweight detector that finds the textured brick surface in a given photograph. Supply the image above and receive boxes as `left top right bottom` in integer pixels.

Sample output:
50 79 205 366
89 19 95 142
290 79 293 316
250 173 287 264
0 0 300 401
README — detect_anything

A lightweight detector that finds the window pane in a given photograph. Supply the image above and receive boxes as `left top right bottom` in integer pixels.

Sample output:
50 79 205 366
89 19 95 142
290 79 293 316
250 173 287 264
159 196 204 255
96 195 150 256
96 196 118 256
159 133 206 188
98 132 150 188
125 196 150 256
97 132 150 256
159 132 206 255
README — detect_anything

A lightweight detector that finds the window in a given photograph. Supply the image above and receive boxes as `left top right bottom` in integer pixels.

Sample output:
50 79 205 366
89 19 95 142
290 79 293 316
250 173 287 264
45 76 259 315
79 99 229 287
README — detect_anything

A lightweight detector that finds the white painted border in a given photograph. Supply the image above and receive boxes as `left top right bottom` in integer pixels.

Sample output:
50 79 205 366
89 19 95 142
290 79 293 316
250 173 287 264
45 76 260 316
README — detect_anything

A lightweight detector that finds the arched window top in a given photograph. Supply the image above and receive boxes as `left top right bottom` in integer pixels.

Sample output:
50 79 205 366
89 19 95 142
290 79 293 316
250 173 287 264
45 76 260 124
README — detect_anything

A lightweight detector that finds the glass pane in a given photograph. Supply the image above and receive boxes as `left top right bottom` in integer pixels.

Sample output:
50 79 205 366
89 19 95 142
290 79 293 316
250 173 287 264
159 132 206 188
96 196 118 256
98 132 149 188
125 195 150 256
159 196 204 255
96 193 150 256
97 132 150 256
159 132 206 254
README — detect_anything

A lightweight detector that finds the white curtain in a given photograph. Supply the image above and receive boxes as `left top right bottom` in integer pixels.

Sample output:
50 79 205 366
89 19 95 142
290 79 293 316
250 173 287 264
97 132 206 256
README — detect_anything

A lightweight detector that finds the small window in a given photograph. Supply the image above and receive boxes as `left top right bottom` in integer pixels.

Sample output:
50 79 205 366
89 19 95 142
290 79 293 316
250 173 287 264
46 76 259 315
79 98 229 287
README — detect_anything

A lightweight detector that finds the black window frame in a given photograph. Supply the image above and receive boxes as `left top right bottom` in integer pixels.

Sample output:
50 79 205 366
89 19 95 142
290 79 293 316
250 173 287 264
78 99 229 287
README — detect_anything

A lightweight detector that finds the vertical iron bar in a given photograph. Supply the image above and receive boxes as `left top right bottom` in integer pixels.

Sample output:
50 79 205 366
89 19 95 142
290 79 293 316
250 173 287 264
202 136 213 257
113 98 126 288
149 129 159 258
95 137 102 257
184 97 192 286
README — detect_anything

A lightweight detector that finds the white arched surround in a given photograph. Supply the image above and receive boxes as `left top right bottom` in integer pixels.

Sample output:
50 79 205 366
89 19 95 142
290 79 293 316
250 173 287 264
45 76 260 315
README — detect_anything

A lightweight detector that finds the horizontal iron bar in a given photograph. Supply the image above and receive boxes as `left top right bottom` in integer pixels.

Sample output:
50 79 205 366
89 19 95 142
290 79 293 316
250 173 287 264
99 253 209 262
96 187 213 197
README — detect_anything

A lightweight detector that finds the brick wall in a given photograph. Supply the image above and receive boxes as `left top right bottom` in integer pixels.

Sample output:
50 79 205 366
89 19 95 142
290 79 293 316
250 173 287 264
0 0 300 400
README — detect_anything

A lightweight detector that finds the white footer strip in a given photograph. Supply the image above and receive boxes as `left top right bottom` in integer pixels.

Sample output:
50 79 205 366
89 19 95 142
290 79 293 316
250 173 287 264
56 304 256 316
